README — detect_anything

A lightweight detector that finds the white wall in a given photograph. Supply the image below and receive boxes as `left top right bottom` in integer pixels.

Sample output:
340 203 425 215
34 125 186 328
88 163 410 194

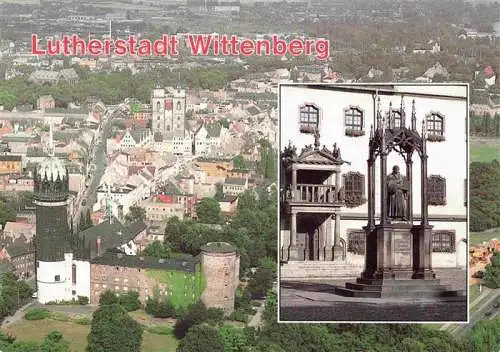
37 260 69 304
279 85 468 217
279 85 468 269
74 260 91 299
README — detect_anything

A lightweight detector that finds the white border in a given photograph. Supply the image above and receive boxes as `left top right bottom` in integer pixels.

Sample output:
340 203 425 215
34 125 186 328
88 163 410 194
276 82 470 324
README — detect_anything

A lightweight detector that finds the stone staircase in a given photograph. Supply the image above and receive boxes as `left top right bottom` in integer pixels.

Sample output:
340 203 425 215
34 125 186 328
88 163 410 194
334 267 468 299
335 278 465 299
280 261 364 280
433 267 467 292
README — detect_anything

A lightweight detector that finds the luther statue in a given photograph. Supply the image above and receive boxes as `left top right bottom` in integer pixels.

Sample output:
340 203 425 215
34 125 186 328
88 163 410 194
387 165 409 220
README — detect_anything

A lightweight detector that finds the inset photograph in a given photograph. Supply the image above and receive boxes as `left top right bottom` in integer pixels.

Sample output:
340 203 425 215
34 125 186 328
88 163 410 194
278 84 468 323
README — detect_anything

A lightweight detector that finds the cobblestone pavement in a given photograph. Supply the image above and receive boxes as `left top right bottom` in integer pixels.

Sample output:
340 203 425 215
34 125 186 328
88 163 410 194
279 281 467 322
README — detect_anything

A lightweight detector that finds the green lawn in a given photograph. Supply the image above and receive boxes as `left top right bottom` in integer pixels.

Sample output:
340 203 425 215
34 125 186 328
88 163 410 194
470 228 500 246
470 140 500 163
469 284 481 303
8 319 178 352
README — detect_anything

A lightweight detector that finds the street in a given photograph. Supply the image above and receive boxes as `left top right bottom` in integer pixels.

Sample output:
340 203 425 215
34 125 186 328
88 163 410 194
72 112 114 230
441 286 500 337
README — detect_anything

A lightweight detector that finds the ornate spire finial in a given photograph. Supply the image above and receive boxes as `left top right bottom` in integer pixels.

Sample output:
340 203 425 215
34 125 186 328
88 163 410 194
400 95 406 128
376 95 382 129
411 99 416 130
388 101 393 129
48 120 54 157
422 119 427 153
313 128 320 150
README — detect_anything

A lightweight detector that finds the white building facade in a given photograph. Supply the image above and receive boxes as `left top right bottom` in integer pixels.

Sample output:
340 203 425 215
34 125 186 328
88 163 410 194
279 84 468 274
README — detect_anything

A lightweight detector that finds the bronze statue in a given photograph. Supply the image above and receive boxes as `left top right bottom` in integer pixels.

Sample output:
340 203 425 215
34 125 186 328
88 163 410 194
387 165 408 220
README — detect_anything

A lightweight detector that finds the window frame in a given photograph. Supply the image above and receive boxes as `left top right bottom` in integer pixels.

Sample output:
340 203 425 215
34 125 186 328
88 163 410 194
427 174 447 206
347 229 366 255
344 106 365 136
425 112 446 141
432 230 456 253
342 171 367 208
298 103 320 134
390 109 403 129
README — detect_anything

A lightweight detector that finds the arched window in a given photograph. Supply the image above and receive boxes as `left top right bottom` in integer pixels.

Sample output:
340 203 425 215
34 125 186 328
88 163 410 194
156 101 160 111
344 107 365 136
298 104 319 133
342 171 366 208
347 229 366 255
426 112 445 141
427 175 446 206
72 264 76 284
176 101 182 110
432 231 456 252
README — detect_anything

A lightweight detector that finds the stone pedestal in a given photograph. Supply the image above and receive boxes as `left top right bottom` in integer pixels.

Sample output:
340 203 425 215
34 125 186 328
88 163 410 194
412 224 435 280
288 245 299 261
324 247 333 261
335 223 455 299
362 223 413 280
333 245 345 262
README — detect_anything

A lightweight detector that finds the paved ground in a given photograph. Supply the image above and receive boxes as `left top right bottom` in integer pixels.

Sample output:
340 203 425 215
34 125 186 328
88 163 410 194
279 280 468 322
2 301 35 327
30 303 98 315
248 300 266 328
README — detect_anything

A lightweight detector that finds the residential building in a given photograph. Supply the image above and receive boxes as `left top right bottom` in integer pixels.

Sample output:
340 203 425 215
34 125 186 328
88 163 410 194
194 123 222 156
37 95 56 111
223 177 248 196
0 155 22 174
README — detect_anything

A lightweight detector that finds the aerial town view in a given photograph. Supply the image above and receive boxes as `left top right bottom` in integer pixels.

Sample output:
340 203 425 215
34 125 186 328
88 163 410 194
0 0 497 351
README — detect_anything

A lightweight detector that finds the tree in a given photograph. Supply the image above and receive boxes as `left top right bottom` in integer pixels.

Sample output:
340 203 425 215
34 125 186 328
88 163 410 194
0 201 16 227
220 325 248 352
99 291 119 306
214 183 224 201
125 205 146 223
87 304 143 352
177 324 224 352
247 267 274 299
470 161 500 232
195 198 221 224
482 251 500 288
142 241 171 259
232 155 247 170
118 291 141 312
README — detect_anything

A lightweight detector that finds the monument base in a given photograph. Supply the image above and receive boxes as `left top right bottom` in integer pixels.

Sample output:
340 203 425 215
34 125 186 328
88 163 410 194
335 277 465 299
334 223 461 299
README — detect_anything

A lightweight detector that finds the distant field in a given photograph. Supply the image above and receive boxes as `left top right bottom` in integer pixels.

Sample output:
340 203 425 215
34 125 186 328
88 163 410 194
0 0 39 3
8 319 178 352
470 138 500 163
470 228 500 246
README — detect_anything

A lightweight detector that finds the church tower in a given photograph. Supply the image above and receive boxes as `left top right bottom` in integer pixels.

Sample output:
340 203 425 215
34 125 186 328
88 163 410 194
33 123 72 303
